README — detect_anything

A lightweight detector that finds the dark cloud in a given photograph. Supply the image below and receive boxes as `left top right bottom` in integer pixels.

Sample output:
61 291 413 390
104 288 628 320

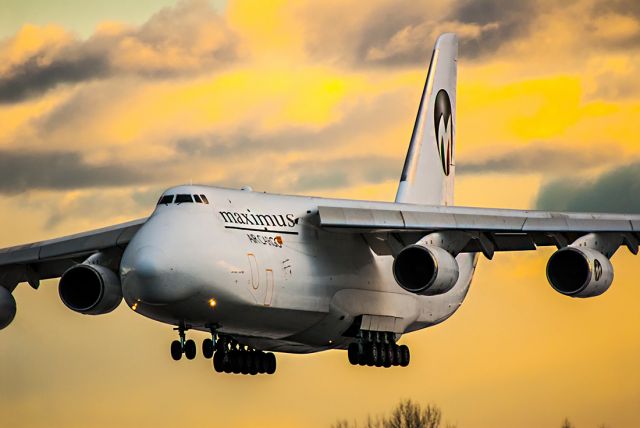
303 0 539 67
0 0 238 103
289 156 399 192
0 54 109 103
453 0 536 58
458 144 618 175
535 162 640 213
174 89 414 159
0 150 155 193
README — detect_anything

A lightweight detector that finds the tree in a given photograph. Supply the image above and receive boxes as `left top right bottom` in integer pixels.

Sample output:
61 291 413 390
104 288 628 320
561 418 574 428
332 399 453 428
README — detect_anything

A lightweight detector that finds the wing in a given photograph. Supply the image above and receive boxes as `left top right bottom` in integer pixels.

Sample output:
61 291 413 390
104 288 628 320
0 218 146 292
317 204 640 258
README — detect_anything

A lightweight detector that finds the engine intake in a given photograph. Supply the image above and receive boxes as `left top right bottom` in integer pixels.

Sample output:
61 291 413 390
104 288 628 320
59 263 122 315
393 243 459 296
546 247 613 298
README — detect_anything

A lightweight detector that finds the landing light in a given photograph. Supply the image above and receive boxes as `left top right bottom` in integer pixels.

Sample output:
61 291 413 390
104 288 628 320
209 298 217 308
131 302 138 311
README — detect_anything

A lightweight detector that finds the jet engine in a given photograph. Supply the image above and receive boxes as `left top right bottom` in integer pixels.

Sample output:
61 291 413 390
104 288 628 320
0 286 16 329
59 263 122 315
546 246 614 298
393 239 460 296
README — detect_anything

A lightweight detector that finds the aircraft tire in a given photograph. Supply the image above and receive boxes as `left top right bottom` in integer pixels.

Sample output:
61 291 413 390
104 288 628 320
399 345 410 367
184 339 197 360
383 344 392 368
257 352 268 373
239 353 249 375
394 345 402 366
371 342 381 367
202 338 214 359
380 344 388 367
222 353 233 373
170 340 183 361
347 343 359 365
265 353 276 374
230 351 242 374
249 353 259 375
213 351 224 372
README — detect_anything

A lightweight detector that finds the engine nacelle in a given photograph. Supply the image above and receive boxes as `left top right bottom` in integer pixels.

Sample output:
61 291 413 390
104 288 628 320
0 286 16 329
59 263 122 315
393 242 460 296
546 246 613 298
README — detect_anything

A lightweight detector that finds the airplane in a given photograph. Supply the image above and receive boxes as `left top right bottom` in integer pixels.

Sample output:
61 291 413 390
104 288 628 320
1 33 639 376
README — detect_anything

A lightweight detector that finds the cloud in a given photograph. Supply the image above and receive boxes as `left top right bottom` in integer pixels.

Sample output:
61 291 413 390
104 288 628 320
289 156 400 192
535 162 640 213
300 0 539 67
452 0 537 58
0 0 238 103
0 150 156 193
173 88 412 159
458 144 618 175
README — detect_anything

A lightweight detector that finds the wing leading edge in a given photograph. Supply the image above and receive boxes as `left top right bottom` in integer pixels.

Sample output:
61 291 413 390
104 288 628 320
318 205 640 258
0 218 146 291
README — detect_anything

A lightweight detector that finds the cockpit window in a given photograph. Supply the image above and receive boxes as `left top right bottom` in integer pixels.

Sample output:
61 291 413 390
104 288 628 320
175 194 193 204
158 195 174 205
193 194 202 203
200 194 209 204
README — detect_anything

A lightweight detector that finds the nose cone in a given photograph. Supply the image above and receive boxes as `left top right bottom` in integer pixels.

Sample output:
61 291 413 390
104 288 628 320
122 246 199 305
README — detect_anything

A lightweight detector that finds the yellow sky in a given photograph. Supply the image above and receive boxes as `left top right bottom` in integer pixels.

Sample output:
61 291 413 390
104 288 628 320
2 1 640 427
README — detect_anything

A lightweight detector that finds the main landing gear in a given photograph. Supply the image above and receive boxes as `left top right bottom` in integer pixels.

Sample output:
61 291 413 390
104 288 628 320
347 331 410 368
169 325 277 375
211 336 276 376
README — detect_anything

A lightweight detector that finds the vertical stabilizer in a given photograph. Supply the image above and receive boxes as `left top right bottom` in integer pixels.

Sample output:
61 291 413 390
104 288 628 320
395 33 457 206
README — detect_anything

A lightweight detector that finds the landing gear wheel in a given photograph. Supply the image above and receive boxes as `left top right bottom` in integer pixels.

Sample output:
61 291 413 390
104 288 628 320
383 344 392 368
364 343 374 366
256 351 267 374
399 345 410 367
202 338 214 359
248 353 259 375
379 344 388 367
348 343 359 365
265 353 276 374
371 342 381 367
230 351 241 374
170 340 183 361
222 353 232 373
213 351 224 372
184 339 197 360
239 352 250 375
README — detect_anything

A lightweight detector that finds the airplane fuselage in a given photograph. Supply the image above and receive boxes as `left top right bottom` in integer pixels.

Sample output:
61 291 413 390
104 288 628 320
120 185 477 353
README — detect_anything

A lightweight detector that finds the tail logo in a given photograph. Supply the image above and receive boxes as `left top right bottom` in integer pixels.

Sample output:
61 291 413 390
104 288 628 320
434 89 453 176
594 259 602 281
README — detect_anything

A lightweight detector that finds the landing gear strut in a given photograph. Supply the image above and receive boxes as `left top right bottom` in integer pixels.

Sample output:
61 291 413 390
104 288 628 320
170 323 197 361
347 331 409 368
212 336 276 375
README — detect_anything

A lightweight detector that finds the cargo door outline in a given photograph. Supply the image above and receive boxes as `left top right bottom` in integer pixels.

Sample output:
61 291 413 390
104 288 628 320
248 253 259 290
265 269 274 306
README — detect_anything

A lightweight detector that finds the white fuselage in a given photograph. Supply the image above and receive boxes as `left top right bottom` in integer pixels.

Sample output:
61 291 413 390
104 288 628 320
120 185 477 353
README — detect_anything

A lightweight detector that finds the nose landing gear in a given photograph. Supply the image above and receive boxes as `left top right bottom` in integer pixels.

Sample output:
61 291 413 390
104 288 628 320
169 324 277 375
347 331 410 368
170 323 197 361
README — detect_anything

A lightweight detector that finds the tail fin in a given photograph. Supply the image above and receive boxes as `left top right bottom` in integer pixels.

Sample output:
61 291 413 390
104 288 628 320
395 33 457 206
